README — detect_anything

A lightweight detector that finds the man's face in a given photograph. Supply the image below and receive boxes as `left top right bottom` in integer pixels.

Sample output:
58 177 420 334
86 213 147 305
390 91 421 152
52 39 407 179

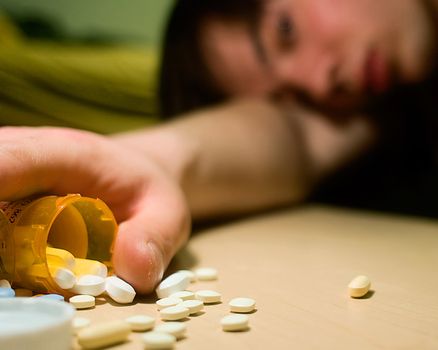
201 0 437 109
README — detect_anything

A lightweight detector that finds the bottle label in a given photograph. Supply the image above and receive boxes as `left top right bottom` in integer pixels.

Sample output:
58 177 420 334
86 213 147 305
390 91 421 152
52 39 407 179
0 198 34 224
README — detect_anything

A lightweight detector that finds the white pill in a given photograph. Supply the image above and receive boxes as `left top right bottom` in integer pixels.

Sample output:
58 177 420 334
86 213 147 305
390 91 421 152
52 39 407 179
348 275 371 298
195 267 218 281
169 290 195 301
176 270 196 282
74 258 108 278
221 314 249 332
50 266 76 289
69 294 95 309
229 297 256 313
70 274 106 296
181 299 204 315
143 331 176 349
154 322 186 339
160 305 190 321
77 320 131 349
195 290 221 304
105 275 136 304
13 288 33 297
0 279 11 288
156 297 183 310
73 317 91 334
125 314 155 332
46 247 76 270
155 272 190 299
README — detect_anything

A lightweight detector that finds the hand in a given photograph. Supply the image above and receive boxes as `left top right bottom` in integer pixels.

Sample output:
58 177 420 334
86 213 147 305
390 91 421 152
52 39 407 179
0 126 191 294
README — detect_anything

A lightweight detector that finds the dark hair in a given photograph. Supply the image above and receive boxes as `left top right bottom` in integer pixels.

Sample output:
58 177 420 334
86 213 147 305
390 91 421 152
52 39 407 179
158 0 262 118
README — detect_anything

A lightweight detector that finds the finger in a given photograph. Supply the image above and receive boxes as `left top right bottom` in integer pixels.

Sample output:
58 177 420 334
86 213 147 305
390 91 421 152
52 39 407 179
112 179 191 294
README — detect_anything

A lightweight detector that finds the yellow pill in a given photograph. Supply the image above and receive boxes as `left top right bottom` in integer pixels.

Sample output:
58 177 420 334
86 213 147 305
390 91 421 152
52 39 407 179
77 320 131 349
348 275 371 298
73 258 108 278
46 247 75 270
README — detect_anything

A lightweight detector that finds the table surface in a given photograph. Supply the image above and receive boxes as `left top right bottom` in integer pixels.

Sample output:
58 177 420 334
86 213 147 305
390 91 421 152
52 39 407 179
73 205 438 350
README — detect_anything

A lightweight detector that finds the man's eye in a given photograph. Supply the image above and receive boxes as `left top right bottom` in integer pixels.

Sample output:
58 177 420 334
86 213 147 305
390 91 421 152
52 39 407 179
277 14 295 48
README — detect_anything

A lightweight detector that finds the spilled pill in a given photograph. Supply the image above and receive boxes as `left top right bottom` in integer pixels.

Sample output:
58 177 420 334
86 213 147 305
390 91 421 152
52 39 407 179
348 275 371 298
156 272 190 299
181 299 204 315
70 274 106 296
105 276 136 304
154 322 186 339
160 305 190 321
46 247 76 270
125 315 155 332
74 258 108 278
229 297 256 313
73 317 91 334
143 331 176 349
0 279 11 288
195 290 221 304
49 266 76 289
69 294 95 309
221 314 249 332
169 290 195 301
0 287 15 298
156 297 183 310
176 270 196 283
77 320 131 349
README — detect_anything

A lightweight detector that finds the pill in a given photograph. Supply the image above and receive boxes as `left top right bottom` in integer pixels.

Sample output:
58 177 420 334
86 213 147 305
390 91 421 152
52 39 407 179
38 293 65 301
195 290 221 304
0 287 15 298
105 275 136 304
160 305 190 321
125 315 155 332
13 288 33 297
181 299 204 315
156 297 183 310
143 331 176 349
73 317 91 334
74 258 108 278
0 279 11 288
348 275 371 298
195 267 218 281
69 294 95 309
220 314 249 332
46 247 76 270
49 266 76 289
155 272 190 299
70 274 106 296
77 320 131 349
229 297 256 313
154 322 187 339
176 270 196 282
169 290 195 301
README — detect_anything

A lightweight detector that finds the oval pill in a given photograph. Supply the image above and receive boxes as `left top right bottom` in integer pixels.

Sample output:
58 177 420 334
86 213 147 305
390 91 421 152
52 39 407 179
73 317 91 334
176 270 196 282
77 320 131 349
348 275 371 298
74 258 108 278
38 293 65 301
154 322 186 339
69 295 95 309
195 290 221 304
105 276 136 304
125 315 155 332
143 331 176 349
195 267 218 281
181 299 204 315
221 314 249 332
155 272 190 299
70 274 106 296
0 279 11 288
0 287 15 298
50 266 76 289
169 290 195 301
229 297 256 313
160 305 190 321
46 247 76 270
156 297 183 310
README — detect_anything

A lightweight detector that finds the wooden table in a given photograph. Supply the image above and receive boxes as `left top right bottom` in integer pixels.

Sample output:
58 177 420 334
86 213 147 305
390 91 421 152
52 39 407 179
74 205 438 349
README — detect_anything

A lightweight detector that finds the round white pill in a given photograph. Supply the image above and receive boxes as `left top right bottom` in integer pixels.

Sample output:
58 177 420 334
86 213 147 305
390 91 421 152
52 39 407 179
169 290 195 301
195 267 218 281
195 290 221 304
125 314 155 332
51 267 76 289
181 299 204 315
156 297 183 310
348 275 371 298
154 322 186 339
71 274 106 296
155 272 190 299
143 331 176 349
229 297 256 313
73 317 91 334
105 276 136 304
176 270 196 282
160 305 190 321
0 279 11 288
221 314 249 332
69 295 95 309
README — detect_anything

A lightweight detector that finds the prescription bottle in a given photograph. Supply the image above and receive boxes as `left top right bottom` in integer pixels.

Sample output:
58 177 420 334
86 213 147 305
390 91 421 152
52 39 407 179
0 194 118 296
